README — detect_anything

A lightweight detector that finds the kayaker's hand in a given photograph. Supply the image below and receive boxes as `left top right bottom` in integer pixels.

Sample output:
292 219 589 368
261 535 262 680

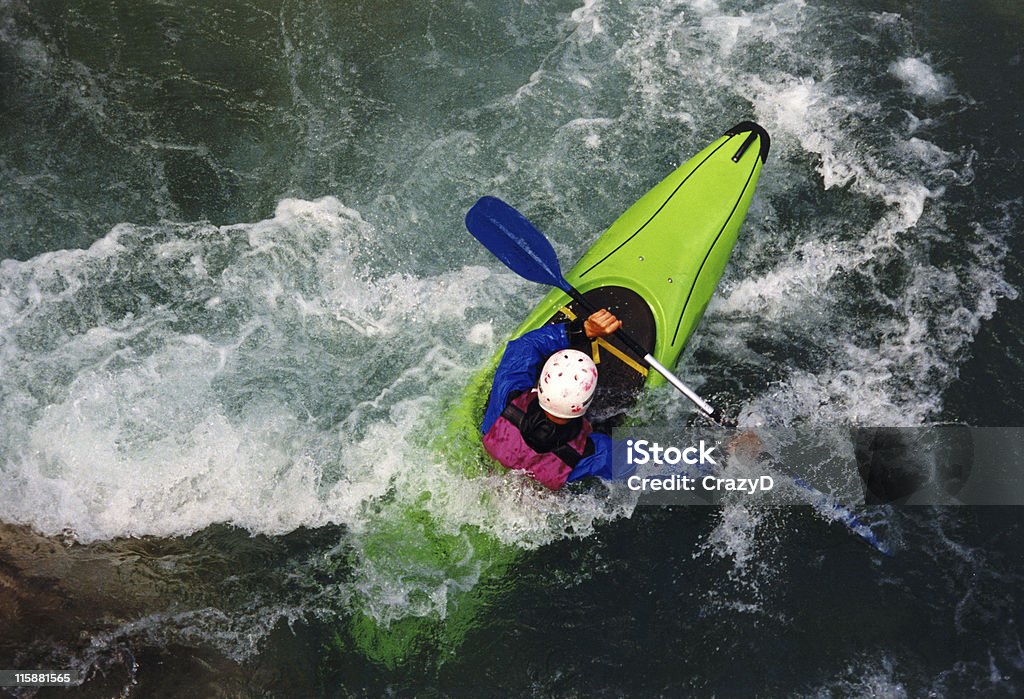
584 309 622 338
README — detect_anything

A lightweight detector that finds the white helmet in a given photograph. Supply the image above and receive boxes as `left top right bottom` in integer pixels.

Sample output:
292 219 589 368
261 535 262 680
536 349 599 419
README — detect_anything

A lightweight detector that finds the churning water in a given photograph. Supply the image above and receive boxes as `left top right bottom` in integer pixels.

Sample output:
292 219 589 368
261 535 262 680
1 0 1022 695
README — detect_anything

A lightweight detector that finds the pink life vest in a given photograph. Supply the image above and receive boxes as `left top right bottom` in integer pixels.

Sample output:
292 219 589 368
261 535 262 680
482 390 593 490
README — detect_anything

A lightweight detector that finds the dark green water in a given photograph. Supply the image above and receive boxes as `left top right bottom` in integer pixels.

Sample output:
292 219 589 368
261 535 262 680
1 0 1022 696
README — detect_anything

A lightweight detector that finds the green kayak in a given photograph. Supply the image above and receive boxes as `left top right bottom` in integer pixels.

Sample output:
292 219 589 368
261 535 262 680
348 121 770 667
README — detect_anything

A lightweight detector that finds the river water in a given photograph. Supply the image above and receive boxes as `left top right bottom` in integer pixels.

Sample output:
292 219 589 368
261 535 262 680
1 0 1022 696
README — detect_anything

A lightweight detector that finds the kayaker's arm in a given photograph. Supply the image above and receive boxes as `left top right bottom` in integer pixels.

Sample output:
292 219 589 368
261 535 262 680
481 324 571 434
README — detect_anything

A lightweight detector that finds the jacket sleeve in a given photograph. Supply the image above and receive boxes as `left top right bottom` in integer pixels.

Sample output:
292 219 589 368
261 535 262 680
481 324 570 434
566 433 619 482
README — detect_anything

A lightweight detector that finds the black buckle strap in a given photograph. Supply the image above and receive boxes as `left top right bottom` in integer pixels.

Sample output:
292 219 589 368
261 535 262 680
500 391 527 429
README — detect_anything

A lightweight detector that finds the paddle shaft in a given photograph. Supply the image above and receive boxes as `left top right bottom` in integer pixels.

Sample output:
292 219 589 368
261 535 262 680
564 286 716 418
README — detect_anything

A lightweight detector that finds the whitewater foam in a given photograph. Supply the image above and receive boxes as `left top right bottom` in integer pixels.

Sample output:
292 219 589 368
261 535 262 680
0 197 499 543
890 56 954 103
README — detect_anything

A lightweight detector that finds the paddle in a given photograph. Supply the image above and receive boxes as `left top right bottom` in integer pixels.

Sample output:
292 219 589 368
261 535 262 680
466 195 892 556
465 195 733 427
464 198 897 556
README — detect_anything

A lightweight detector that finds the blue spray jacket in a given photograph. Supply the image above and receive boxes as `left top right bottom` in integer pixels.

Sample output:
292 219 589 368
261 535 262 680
481 324 615 482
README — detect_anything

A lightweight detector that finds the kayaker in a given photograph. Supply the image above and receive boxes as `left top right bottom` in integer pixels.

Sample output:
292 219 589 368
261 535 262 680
481 309 622 490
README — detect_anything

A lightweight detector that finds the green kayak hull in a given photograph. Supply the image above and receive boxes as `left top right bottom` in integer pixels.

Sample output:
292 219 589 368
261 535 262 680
346 122 769 668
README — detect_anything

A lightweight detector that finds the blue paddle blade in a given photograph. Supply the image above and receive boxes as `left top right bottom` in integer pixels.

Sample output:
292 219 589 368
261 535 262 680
465 196 572 292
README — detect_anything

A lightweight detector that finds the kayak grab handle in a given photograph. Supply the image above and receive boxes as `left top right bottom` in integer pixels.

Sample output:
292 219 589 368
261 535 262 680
732 131 759 163
725 121 771 164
